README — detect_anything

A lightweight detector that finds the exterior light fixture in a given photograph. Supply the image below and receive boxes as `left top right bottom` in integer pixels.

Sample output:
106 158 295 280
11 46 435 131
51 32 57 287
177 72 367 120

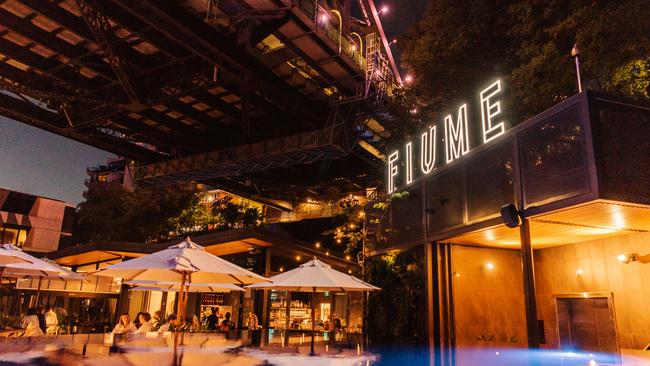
326 251 330 256
500 203 521 228
617 253 638 264
315 242 321 248
319 13 329 23
345 255 351 260
348 269 352 274
576 269 584 275
485 262 495 270
404 74 413 84
296 255 302 261
378 5 388 15
279 267 284 272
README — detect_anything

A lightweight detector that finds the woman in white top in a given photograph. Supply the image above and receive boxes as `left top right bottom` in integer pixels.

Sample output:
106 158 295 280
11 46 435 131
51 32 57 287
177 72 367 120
112 313 137 334
22 308 44 337
134 312 153 334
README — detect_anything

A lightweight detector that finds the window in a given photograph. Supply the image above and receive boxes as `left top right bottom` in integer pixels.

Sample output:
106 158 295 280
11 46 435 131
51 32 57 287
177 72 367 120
0 225 30 247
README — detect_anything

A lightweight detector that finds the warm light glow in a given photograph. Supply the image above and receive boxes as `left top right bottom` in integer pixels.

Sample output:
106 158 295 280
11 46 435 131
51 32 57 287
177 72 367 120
389 39 397 46
485 262 495 270
387 150 399 193
445 104 470 163
336 239 342 244
358 211 365 218
405 141 413 184
315 242 321 248
582 292 588 298
378 5 388 15
480 80 506 143
420 126 436 174
279 266 284 272
296 255 301 261
349 224 356 229
348 269 352 274
345 255 351 260
576 268 584 275
404 74 413 84
453 272 460 278
319 13 329 23
326 251 330 256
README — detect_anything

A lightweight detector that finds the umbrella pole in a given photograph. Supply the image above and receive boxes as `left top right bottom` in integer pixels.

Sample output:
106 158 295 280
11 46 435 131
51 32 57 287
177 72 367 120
0 267 4 314
35 277 42 306
310 287 316 356
284 290 290 347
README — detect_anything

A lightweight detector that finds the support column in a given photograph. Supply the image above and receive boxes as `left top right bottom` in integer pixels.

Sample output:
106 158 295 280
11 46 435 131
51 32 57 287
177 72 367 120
437 243 455 366
261 248 272 328
520 218 540 348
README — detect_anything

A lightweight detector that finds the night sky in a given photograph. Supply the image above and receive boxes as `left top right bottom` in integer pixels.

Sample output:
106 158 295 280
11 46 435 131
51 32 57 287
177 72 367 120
0 0 427 205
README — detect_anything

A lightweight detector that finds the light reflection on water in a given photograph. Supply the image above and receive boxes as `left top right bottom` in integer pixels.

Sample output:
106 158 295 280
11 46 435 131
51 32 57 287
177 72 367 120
370 347 624 366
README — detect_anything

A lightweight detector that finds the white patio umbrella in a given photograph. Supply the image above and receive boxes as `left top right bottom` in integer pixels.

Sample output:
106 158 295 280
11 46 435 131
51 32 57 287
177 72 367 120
92 237 268 321
247 257 380 356
0 243 80 303
126 280 244 293
0 244 83 303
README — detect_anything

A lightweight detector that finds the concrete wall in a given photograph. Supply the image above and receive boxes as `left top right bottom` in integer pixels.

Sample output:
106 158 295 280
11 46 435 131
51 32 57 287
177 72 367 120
535 231 650 350
451 245 528 349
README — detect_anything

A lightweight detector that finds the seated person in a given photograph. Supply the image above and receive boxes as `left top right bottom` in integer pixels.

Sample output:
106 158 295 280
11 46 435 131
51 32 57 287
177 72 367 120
159 313 178 332
112 313 137 334
21 308 44 337
134 312 153 334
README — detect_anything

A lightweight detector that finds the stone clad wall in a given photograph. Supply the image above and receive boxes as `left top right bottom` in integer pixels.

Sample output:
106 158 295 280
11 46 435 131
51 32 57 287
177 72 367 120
451 245 528 349
534 231 650 350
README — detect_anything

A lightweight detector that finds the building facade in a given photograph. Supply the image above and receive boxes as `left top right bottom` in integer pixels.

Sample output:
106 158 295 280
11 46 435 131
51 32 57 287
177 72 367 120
376 91 650 365
0 187 74 252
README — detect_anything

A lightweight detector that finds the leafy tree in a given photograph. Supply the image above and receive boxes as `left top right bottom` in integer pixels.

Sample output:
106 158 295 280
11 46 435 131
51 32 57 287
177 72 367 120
397 0 650 137
74 185 204 243
210 196 263 229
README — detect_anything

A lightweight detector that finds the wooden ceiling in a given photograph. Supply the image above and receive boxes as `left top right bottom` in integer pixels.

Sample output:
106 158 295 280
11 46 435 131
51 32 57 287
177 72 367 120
446 200 650 249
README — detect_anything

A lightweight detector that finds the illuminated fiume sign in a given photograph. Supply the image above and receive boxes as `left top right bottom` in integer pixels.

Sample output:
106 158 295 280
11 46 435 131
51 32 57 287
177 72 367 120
387 80 507 193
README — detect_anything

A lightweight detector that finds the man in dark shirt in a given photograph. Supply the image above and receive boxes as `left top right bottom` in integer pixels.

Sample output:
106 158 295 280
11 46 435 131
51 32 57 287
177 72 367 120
206 307 219 331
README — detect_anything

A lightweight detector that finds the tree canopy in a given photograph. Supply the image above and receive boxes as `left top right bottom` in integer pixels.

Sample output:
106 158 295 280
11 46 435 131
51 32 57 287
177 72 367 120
397 0 650 130
73 185 263 244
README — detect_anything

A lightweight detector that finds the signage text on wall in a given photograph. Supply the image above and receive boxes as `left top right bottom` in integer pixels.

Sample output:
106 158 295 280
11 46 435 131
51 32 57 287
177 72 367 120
387 80 507 193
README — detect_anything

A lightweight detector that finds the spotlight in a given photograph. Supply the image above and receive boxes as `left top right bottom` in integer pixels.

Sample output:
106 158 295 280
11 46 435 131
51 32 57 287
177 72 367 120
617 253 638 264
576 269 584 275
378 5 388 15
485 262 495 270
500 203 520 228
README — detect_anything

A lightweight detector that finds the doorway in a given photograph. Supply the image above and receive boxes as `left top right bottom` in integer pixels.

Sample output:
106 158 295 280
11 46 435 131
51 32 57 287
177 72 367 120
556 295 619 357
